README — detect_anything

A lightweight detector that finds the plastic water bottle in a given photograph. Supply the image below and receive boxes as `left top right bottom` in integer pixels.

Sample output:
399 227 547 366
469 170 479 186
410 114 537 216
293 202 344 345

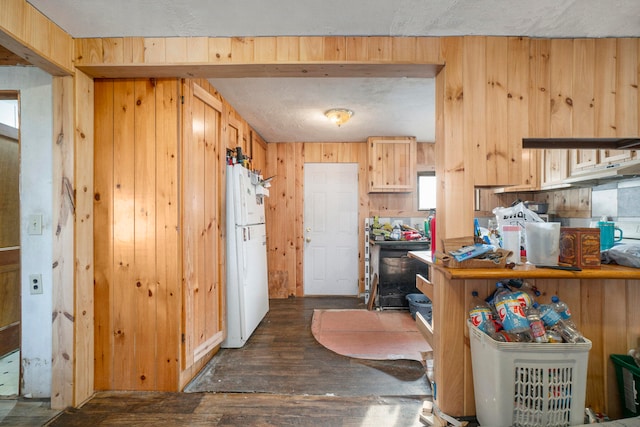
507 279 540 309
538 303 585 343
494 286 533 342
485 281 510 308
469 291 494 334
550 295 577 329
526 303 549 343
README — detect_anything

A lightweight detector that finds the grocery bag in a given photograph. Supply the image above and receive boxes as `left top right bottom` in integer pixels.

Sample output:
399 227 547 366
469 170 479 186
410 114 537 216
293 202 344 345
492 202 544 252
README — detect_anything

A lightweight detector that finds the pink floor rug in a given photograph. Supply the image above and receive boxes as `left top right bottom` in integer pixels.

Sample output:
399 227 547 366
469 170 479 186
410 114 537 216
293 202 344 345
311 309 432 362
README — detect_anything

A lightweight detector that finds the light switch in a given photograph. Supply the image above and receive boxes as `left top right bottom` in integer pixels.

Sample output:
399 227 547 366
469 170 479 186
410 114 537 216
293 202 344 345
28 214 42 235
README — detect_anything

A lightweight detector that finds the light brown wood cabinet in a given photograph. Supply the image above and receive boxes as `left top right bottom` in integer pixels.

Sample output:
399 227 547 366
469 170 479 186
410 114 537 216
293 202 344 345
540 149 570 188
569 149 599 175
367 136 416 193
598 149 636 165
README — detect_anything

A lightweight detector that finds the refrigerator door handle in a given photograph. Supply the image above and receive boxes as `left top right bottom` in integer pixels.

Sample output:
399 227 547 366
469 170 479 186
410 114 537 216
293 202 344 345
242 227 248 271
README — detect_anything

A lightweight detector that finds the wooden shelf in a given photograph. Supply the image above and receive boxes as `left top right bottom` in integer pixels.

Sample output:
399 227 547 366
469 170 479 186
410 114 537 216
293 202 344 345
416 273 433 301
415 311 433 347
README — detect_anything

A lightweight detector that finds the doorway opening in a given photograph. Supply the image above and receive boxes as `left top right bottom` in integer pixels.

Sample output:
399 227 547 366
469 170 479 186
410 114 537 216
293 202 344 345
0 93 20 397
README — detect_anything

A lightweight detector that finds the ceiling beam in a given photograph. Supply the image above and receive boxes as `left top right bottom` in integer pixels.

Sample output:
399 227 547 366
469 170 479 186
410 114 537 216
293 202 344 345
78 62 442 79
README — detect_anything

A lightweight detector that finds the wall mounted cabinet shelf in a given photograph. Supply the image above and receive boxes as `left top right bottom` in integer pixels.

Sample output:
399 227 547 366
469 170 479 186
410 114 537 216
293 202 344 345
367 136 416 193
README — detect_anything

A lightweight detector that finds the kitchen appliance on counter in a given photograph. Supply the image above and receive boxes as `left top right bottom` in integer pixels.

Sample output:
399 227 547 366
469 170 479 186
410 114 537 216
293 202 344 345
223 163 269 348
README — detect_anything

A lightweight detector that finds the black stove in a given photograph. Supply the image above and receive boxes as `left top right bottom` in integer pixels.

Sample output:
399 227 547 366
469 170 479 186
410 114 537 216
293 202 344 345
374 240 430 309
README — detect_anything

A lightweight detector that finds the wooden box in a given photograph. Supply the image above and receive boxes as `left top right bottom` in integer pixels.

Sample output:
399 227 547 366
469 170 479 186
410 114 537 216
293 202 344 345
559 228 601 269
437 236 512 269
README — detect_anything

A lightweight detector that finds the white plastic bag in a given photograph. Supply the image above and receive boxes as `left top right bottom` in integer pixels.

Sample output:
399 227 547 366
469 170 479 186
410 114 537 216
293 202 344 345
492 202 544 250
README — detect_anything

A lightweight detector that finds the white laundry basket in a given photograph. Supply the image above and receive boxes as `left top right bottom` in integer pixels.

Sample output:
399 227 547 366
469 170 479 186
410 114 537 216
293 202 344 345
467 320 592 427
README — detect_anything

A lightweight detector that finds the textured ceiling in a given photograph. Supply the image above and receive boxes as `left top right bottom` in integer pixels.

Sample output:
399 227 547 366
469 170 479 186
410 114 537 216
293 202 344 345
24 0 640 143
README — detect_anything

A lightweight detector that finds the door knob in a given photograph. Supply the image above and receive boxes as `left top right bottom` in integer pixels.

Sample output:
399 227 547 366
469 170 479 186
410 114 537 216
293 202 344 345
306 237 312 243
306 227 311 232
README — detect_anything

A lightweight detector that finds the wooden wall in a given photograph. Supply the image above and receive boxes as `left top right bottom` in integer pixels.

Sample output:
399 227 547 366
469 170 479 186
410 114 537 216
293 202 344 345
94 78 181 391
265 142 434 298
93 77 267 391
437 37 640 244
477 187 593 219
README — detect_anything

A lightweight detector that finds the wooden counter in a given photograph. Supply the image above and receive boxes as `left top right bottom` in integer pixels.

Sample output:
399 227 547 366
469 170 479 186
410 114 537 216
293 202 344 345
409 250 640 279
408 250 640 420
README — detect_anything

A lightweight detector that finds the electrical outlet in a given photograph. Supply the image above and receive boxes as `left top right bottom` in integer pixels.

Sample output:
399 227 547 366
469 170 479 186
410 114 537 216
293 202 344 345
29 274 43 294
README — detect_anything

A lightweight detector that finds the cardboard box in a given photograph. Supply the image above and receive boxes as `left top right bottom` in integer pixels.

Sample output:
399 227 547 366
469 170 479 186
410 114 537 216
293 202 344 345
559 228 601 269
437 236 512 269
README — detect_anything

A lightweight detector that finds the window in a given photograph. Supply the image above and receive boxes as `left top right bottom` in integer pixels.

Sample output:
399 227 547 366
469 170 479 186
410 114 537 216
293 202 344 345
418 172 436 211
0 99 19 128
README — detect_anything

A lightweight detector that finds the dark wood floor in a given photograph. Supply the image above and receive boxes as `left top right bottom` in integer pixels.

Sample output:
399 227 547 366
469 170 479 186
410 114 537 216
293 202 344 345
35 297 433 426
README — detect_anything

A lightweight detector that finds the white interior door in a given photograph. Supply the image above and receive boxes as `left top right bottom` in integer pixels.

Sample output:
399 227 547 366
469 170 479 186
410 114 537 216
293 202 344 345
304 163 359 295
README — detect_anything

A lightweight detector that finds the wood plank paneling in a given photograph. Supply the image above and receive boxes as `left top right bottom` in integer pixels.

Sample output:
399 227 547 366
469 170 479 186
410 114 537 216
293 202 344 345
181 79 196 370
571 39 597 170
93 79 114 390
154 79 180 391
103 38 124 64
192 81 207 355
94 78 230 392
51 76 75 409
73 71 95 405
440 37 470 242
203 87 219 351
616 38 638 137
507 37 532 188
133 79 157 390
265 143 301 297
485 37 509 184
144 38 166 63
465 36 488 185
112 79 137 390
543 39 573 186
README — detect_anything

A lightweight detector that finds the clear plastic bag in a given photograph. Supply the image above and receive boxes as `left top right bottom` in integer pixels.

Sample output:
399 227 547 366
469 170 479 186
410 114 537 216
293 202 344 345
492 202 544 251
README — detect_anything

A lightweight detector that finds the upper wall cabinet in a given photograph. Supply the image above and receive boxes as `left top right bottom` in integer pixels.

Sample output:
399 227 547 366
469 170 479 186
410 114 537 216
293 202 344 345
367 136 416 193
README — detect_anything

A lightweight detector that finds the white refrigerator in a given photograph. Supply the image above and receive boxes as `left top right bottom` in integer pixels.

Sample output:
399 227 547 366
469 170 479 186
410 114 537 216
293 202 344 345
223 163 269 348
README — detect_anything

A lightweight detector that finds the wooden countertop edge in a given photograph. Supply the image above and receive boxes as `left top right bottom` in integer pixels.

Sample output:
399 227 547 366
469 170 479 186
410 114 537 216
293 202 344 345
407 250 640 280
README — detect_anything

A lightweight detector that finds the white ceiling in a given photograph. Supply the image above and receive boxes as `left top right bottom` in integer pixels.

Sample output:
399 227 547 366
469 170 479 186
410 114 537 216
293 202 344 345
26 0 640 143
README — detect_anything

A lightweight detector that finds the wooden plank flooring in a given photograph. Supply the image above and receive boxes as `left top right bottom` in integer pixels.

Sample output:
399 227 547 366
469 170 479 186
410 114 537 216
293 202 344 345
14 297 434 426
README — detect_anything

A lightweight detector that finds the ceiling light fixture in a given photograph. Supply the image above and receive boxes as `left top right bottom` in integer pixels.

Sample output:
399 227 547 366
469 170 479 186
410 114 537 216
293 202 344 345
324 108 353 127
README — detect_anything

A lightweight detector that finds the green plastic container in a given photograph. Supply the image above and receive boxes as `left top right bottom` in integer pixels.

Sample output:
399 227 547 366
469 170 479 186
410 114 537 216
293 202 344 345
610 354 640 418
